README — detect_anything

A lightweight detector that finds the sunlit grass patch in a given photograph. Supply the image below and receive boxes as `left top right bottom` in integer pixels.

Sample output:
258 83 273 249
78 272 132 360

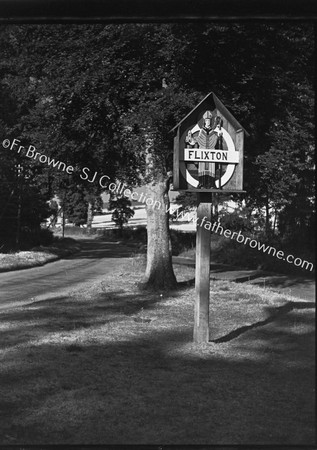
0 238 80 272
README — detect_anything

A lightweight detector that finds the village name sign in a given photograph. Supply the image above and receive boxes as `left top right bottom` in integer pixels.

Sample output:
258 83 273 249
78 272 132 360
172 92 248 193
172 92 248 343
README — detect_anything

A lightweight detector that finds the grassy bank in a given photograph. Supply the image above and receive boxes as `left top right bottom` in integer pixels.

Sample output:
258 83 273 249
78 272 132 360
0 257 314 445
178 232 315 277
0 237 81 273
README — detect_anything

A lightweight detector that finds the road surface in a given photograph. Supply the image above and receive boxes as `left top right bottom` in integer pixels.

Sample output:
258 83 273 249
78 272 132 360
1 239 314 310
0 239 134 310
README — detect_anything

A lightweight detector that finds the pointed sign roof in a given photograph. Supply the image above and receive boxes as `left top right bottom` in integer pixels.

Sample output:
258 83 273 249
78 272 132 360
171 92 250 137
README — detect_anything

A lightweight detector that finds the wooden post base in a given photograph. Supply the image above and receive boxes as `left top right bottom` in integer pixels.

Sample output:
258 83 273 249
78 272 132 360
194 193 212 343
193 193 212 343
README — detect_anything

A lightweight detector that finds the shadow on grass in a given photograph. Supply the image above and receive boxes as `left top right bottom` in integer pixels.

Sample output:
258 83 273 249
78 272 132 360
0 288 174 350
0 283 315 445
211 301 315 343
251 275 316 288
0 313 315 445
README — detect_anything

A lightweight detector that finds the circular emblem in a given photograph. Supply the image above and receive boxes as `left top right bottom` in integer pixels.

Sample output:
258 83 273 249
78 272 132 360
181 124 237 189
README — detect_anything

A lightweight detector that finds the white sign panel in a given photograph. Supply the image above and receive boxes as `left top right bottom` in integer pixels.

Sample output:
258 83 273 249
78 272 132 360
184 148 239 164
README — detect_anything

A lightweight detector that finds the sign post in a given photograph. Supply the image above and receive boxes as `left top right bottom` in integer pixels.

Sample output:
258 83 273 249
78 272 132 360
194 193 212 343
171 92 248 343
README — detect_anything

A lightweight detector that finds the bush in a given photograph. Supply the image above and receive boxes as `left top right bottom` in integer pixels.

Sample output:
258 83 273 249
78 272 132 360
210 234 260 268
54 225 102 238
170 229 196 256
108 195 134 234
127 226 147 243
218 210 254 233
20 228 54 249
209 232 315 276
101 225 147 242
1 227 55 252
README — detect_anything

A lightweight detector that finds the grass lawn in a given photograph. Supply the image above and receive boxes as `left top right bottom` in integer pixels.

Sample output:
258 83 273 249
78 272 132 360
0 237 81 273
0 256 315 445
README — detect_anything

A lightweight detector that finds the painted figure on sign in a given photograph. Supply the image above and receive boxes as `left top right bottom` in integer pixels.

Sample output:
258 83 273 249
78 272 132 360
197 112 223 149
185 130 199 148
214 116 224 150
197 110 218 149
197 111 223 189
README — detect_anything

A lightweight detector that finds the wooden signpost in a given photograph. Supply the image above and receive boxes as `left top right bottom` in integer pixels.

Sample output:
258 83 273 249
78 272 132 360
171 92 248 343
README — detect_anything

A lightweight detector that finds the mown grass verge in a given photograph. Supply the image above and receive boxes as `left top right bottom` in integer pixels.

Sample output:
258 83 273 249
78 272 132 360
0 256 314 445
0 237 81 273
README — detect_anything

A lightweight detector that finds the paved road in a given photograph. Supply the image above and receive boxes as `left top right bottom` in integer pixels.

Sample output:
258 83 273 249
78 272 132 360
1 241 314 310
0 239 134 309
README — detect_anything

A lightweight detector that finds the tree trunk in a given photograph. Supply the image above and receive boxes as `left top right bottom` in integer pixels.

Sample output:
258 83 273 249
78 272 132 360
15 189 21 249
272 207 277 235
144 174 177 290
87 201 94 229
265 196 271 237
118 221 124 237
213 193 218 221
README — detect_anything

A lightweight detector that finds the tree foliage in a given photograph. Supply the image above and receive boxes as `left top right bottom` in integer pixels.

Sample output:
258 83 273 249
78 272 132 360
0 23 314 272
